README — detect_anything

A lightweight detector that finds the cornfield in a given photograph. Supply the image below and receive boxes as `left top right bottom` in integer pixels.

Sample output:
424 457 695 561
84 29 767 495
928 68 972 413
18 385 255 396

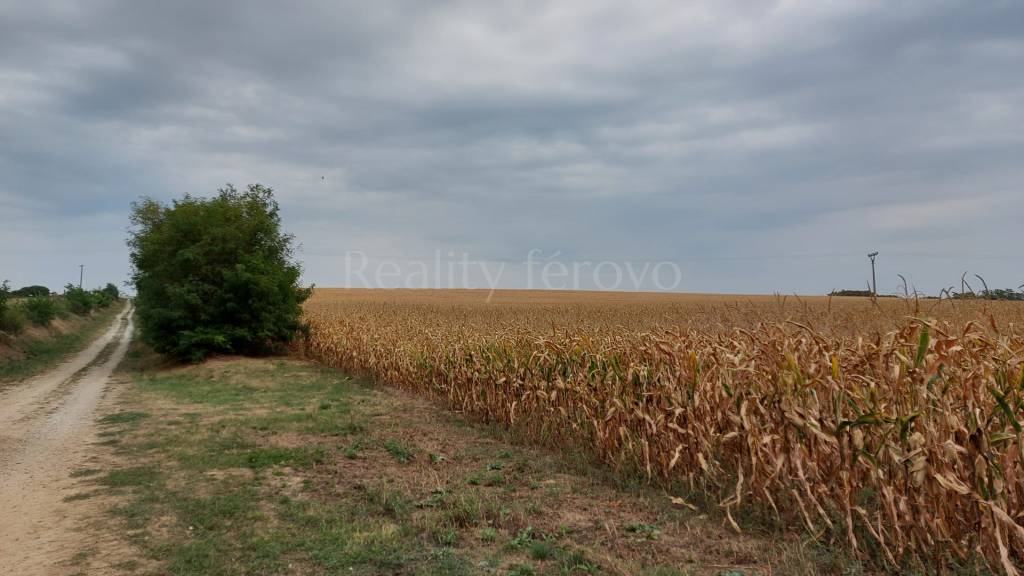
304 289 1024 573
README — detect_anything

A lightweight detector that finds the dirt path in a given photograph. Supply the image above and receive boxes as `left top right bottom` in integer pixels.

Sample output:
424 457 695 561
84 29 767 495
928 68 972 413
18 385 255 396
0 302 134 575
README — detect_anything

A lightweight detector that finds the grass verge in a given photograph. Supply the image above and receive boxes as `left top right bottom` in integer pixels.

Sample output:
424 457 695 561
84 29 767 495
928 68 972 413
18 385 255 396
71 349 864 575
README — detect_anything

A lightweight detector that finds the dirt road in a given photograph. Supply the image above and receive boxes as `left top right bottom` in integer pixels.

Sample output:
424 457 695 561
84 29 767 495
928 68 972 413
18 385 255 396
0 302 134 575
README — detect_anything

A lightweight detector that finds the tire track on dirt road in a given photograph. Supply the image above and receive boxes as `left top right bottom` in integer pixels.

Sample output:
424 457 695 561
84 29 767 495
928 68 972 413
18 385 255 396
0 301 134 575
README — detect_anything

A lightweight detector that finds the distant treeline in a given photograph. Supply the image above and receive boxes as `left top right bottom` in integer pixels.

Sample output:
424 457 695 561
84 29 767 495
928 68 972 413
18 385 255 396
829 289 895 298
950 288 1024 301
0 281 121 335
830 287 1023 300
9 285 51 297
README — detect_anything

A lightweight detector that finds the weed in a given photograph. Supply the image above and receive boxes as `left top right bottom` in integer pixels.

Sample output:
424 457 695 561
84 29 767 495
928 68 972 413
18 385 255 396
508 563 536 576
385 440 416 463
100 467 162 488
508 526 534 549
344 441 362 459
625 522 660 541
529 540 555 561
364 484 410 519
99 411 150 425
562 550 597 573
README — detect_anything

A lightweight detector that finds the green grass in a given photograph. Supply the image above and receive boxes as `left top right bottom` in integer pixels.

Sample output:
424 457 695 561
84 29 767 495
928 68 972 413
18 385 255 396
509 563 537 576
83 361 464 574
81 355 858 576
385 439 417 463
98 411 150 425
529 540 556 561
184 444 328 471
100 466 163 488
106 361 546 575
0 303 123 382
136 372 259 405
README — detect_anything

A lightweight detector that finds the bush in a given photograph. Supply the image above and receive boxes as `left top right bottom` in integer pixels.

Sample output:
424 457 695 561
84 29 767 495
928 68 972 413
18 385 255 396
23 296 59 326
1 281 26 334
91 288 115 309
129 184 311 361
0 306 26 334
102 283 120 301
64 284 95 315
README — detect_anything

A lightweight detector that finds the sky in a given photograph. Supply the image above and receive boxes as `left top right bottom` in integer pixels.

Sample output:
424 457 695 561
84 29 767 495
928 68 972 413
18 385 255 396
1 0 1021 295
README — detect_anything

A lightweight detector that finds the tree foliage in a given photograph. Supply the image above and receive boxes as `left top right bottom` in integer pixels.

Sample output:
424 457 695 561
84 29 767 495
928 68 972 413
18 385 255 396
952 287 1024 301
128 184 311 361
64 284 96 315
0 280 15 333
102 283 120 301
12 285 51 297
24 296 60 326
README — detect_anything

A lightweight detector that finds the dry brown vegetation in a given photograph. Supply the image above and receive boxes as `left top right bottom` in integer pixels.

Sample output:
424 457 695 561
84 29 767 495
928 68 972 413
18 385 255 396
304 289 1024 574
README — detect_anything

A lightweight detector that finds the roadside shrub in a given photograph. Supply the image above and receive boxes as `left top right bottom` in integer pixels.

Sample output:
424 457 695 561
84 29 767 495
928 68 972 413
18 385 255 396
64 284 95 315
129 183 311 361
0 307 26 334
91 288 114 309
0 281 26 334
23 296 59 326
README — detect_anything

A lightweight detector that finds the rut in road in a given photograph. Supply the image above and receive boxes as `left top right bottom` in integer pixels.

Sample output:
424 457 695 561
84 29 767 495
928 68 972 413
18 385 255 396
0 301 135 576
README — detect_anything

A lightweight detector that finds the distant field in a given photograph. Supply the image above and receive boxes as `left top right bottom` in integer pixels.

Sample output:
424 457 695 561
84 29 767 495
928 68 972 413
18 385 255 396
304 288 1024 572
309 287 1024 334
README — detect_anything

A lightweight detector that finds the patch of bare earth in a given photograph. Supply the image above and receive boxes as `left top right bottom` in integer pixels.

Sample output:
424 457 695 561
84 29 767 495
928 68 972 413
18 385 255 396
313 387 773 574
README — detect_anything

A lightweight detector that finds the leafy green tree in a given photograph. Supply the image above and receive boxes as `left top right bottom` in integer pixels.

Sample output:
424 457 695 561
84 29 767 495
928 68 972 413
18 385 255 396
12 285 51 297
128 184 311 361
102 283 120 301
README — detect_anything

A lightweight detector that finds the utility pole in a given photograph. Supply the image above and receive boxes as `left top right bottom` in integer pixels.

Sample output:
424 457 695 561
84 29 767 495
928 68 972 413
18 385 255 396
79 264 84 289
867 252 878 296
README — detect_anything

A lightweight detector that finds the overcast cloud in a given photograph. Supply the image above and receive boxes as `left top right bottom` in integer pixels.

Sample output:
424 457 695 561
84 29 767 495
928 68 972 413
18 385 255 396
1 0 1021 294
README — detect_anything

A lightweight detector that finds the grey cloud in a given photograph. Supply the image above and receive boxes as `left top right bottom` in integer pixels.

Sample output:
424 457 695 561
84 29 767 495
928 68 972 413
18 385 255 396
0 0 1021 294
